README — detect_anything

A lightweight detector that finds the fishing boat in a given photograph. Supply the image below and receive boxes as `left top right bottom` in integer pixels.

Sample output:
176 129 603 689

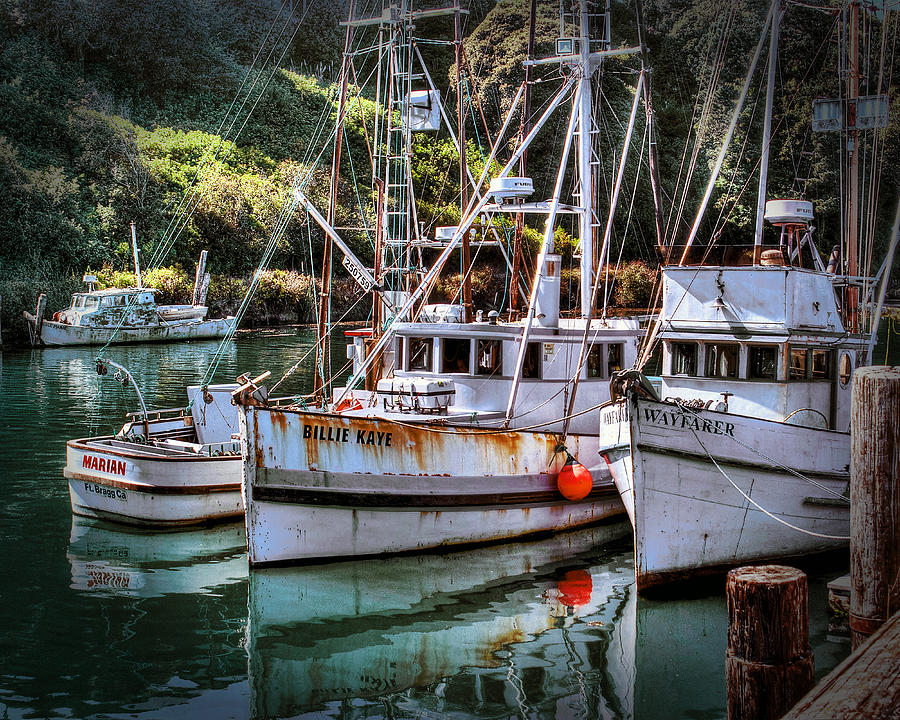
24 239 234 347
65 378 244 527
598 0 898 591
235 0 656 564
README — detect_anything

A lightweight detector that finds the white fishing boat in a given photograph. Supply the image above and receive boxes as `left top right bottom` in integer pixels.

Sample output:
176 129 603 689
236 0 656 564
598 0 898 591
65 381 244 527
24 238 234 347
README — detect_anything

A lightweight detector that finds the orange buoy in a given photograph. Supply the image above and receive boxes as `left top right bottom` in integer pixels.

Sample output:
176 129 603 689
557 455 592 501
557 569 593 607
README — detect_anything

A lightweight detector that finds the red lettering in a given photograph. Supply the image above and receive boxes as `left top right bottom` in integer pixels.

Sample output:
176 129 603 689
82 455 125 475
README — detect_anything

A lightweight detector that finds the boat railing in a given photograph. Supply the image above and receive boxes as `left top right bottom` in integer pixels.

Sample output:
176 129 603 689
125 407 188 423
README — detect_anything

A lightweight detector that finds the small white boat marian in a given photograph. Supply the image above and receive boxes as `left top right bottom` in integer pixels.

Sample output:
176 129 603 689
65 381 243 527
598 0 897 591
236 0 654 565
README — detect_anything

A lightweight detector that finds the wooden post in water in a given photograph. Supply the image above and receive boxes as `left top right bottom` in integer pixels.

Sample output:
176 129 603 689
850 365 900 649
32 293 47 347
192 250 208 306
726 565 815 720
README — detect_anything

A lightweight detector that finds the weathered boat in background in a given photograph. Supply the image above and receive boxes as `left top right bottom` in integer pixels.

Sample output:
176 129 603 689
66 382 243 527
236 0 654 565
24 248 234 347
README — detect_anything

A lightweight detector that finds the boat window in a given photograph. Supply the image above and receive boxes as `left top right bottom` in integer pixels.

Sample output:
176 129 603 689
84 296 98 310
705 343 739 378
748 345 778 380
839 352 852 387
607 343 623 377
789 347 808 380
811 349 833 380
522 342 541 379
476 339 502 376
72 295 84 309
671 342 698 376
101 296 115 307
441 338 471 374
408 338 432 372
587 344 603 378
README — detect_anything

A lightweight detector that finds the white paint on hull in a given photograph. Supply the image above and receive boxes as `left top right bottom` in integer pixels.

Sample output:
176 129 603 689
27 315 235 346
65 440 243 526
599 397 850 589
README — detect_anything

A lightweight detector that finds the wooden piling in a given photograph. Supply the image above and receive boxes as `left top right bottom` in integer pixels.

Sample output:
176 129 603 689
193 250 208 306
32 293 47 347
725 565 815 720
850 366 900 649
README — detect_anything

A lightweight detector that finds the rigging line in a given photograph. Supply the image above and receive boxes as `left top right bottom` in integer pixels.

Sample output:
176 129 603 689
148 1 319 273
151 6 303 264
688 423 850 540
675 402 851 501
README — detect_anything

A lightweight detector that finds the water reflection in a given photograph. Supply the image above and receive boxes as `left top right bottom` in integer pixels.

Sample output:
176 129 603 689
67 516 247 598
248 522 635 718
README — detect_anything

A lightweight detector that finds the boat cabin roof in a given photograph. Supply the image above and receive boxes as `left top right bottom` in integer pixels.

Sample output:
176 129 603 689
78 287 158 298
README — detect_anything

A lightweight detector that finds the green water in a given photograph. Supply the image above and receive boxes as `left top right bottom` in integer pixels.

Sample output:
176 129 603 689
0 329 855 719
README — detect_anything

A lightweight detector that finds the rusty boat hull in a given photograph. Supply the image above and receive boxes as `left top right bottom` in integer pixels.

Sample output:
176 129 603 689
25 312 235 347
239 404 626 565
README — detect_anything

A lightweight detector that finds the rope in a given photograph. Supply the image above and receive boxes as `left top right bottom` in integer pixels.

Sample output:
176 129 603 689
675 401 850 502
688 422 850 541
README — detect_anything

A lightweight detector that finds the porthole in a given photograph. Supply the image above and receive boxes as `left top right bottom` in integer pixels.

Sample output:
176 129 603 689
839 352 852 387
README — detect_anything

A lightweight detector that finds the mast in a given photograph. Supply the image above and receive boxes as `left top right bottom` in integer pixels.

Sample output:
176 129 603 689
456 6 473 323
130 221 142 289
634 0 664 247
511 0 536 318
577 0 594 318
314 0 355 406
753 0 781 261
846 0 860 331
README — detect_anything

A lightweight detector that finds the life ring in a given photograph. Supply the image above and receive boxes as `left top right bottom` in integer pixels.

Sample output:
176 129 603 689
334 394 363 413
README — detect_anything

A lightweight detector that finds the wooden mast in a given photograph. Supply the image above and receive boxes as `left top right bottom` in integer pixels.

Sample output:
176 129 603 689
314 0 355 406
511 0 536 319
456 6 473 323
846 0 860 332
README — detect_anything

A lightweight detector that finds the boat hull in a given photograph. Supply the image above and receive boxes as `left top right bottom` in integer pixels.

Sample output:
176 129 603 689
65 438 243 527
240 405 625 565
599 397 850 591
24 312 234 347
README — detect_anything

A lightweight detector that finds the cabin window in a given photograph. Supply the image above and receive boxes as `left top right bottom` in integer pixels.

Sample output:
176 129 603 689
522 343 541 379
441 338 471 374
811 349 833 380
607 343 623 377
84 296 98 310
101 296 115 307
72 295 85 309
839 352 852 387
408 338 432 372
789 347 808 380
476 339 502 376
587 344 603 378
789 347 833 381
671 342 698 376
705 343 739 378
748 346 778 380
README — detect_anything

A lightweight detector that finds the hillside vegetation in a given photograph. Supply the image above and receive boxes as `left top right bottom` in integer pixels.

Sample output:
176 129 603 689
1 0 898 343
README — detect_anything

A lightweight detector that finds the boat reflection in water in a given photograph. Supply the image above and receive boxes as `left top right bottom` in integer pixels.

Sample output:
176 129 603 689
248 521 637 718
67 516 247 597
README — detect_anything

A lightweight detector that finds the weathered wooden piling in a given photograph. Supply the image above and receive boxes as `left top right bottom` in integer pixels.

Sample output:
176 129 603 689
31 293 47 347
725 565 814 720
850 365 900 649
193 250 208 306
